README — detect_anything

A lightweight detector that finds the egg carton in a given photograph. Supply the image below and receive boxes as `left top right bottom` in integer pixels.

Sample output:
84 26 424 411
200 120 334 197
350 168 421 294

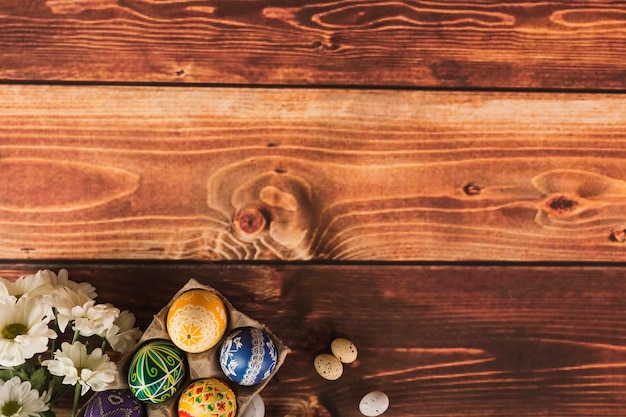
84 278 290 417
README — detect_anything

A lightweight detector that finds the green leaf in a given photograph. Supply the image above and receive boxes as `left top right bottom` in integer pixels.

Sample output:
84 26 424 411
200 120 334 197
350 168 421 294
2 369 29 382
0 369 14 381
29 368 47 391
14 371 29 381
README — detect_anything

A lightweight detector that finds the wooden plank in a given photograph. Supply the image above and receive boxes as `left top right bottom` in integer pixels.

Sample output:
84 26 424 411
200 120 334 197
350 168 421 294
3 85 626 261
1 1 626 89
3 263 626 416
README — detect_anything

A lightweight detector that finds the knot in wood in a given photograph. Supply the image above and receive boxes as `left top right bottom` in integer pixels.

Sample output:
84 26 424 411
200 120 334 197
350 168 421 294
546 195 579 216
610 228 626 243
233 207 267 239
463 182 482 196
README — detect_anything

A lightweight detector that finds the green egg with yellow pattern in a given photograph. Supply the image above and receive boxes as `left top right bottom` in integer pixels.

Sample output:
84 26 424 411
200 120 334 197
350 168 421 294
128 339 187 403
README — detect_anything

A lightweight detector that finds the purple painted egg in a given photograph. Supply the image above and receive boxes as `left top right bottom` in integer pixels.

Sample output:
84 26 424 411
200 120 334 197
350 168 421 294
84 389 147 417
219 327 278 386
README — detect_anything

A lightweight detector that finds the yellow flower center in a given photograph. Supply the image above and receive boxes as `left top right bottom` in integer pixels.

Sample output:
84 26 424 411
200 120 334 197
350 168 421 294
2 323 28 340
2 401 21 416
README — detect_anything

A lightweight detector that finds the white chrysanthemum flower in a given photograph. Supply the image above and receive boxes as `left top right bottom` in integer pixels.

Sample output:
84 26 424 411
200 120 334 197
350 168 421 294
105 310 142 353
0 297 57 367
0 284 9 302
43 269 97 300
74 302 119 339
53 288 119 338
0 272 54 303
43 342 117 396
0 376 50 417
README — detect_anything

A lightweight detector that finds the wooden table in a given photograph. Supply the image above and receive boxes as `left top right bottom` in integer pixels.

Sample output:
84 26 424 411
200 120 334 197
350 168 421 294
2 1 626 416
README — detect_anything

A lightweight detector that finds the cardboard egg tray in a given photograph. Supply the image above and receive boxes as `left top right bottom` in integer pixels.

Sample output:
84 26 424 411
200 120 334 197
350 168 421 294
87 278 290 417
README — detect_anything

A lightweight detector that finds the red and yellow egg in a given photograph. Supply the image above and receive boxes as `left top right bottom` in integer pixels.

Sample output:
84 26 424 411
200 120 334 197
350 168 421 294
178 378 237 417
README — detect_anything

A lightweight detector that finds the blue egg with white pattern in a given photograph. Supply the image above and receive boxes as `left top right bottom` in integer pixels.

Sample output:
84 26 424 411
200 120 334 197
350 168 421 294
219 327 278 386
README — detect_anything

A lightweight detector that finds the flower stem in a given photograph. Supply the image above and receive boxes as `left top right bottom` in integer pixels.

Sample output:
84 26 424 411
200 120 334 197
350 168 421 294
101 339 108 351
50 313 59 359
71 384 81 417
72 329 80 343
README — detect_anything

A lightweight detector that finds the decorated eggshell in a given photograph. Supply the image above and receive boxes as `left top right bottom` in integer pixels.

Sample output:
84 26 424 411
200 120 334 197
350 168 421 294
178 378 237 417
219 327 278 386
128 339 187 404
167 289 228 353
84 389 147 417
240 395 265 417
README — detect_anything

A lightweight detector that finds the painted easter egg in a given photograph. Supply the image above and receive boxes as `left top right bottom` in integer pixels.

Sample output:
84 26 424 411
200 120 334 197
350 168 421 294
128 339 187 404
167 289 228 353
240 395 265 417
178 378 237 417
219 327 278 386
84 390 147 417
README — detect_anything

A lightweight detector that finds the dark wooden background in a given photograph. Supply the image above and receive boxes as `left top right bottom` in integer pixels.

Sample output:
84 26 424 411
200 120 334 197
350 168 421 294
2 0 626 416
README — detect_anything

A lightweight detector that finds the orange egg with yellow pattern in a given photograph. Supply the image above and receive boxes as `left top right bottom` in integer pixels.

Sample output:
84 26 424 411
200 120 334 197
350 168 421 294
167 289 228 353
178 378 237 417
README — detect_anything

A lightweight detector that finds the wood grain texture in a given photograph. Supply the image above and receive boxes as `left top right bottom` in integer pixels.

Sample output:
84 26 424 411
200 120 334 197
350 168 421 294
1 0 626 88
4 263 626 416
3 85 626 261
